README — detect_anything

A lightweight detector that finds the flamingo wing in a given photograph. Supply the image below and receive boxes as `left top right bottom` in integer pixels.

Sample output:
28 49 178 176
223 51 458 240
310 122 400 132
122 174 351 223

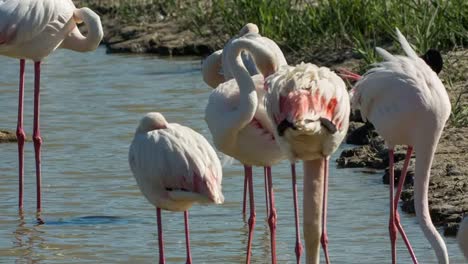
0 0 74 46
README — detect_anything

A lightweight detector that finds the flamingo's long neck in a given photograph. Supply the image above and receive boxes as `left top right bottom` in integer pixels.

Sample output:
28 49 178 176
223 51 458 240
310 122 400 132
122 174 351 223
414 134 449 264
60 8 103 52
303 159 324 264
225 38 275 133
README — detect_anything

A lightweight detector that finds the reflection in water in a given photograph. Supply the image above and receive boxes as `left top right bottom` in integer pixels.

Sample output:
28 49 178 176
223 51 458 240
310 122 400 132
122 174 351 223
0 47 465 263
14 210 44 264
45 216 130 226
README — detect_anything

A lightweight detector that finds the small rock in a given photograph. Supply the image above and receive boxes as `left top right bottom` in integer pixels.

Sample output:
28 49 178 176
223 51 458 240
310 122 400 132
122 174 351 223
382 168 415 186
443 222 459 236
0 130 18 143
401 198 415 214
350 109 363 122
346 122 378 145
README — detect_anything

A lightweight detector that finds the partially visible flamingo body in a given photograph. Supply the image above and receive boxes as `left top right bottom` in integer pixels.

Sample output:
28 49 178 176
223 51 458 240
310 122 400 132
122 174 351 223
341 28 450 264
203 25 288 229
0 0 103 211
458 217 468 259
129 112 224 264
265 62 350 264
204 30 289 263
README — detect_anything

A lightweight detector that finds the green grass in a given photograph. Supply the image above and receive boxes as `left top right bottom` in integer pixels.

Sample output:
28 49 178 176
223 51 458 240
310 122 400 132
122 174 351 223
188 0 467 55
82 0 468 127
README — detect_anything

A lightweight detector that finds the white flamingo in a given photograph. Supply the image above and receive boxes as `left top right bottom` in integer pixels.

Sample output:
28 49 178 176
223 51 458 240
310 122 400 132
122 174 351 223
0 0 103 210
129 112 224 264
458 217 468 259
339 28 451 264
264 58 350 264
204 32 291 264
202 23 280 219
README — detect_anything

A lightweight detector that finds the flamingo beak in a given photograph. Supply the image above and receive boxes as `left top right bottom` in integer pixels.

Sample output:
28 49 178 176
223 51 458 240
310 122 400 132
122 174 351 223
277 119 296 136
319 118 337 134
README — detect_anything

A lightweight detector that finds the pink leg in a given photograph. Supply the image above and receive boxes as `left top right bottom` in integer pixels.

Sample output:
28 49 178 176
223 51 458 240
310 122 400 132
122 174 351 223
321 158 330 264
394 147 418 264
16 59 26 209
33 61 43 211
242 165 248 217
291 163 302 264
157 208 165 264
264 166 270 217
388 149 397 264
245 166 255 264
266 166 277 264
184 211 192 264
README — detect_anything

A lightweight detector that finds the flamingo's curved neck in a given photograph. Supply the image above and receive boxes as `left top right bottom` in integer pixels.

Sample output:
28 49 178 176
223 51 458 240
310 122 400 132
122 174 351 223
60 8 103 52
302 159 324 264
413 133 449 263
224 38 274 133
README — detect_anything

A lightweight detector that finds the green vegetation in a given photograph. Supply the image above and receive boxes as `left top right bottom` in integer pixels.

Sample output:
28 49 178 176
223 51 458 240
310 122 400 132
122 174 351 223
82 0 467 127
191 0 467 57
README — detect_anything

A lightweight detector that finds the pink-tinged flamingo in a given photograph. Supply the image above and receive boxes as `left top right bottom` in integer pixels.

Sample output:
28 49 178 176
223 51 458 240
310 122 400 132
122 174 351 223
202 23 281 219
339 28 450 264
0 0 104 210
458 217 468 259
204 33 288 264
129 112 224 264
265 63 350 264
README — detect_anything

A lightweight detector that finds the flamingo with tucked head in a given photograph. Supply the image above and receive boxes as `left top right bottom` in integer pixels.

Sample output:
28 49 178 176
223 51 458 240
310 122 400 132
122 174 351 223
339 28 450 264
129 112 224 264
0 0 103 210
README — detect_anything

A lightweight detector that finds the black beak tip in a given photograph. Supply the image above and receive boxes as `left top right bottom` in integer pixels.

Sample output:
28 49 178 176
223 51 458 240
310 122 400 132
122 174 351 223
277 119 296 136
319 118 337 134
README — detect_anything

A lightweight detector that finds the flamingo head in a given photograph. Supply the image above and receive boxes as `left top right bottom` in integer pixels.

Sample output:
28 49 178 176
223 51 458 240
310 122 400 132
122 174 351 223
137 112 168 133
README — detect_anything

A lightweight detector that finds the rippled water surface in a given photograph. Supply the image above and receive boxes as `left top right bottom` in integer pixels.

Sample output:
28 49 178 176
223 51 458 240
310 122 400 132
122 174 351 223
0 48 465 263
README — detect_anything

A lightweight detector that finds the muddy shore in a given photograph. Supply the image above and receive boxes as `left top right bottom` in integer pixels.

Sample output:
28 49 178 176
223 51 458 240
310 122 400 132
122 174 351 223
2 3 466 236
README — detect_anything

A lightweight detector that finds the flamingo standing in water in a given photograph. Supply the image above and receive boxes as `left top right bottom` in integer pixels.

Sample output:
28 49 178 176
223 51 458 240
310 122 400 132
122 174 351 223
339 28 450 263
202 23 285 219
264 57 350 264
204 31 293 263
129 112 224 264
0 0 103 210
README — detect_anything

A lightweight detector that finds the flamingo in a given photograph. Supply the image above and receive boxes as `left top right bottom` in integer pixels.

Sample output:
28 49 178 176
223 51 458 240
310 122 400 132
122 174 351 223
339 28 451 263
202 23 289 224
458 216 468 259
204 32 292 264
128 112 224 264
263 55 350 264
0 0 103 210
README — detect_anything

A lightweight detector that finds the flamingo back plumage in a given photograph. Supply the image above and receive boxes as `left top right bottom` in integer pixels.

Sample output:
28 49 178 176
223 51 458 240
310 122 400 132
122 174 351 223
266 63 350 160
129 114 224 212
0 0 76 60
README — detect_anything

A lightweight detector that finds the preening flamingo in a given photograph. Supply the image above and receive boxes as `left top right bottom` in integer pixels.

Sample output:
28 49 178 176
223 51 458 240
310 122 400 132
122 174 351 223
0 0 103 210
264 60 350 264
129 112 224 264
204 32 287 263
340 28 451 264
458 217 468 259
202 24 289 226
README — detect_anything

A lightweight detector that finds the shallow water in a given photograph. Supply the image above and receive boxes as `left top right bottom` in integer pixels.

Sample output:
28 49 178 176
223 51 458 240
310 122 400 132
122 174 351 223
0 47 465 263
